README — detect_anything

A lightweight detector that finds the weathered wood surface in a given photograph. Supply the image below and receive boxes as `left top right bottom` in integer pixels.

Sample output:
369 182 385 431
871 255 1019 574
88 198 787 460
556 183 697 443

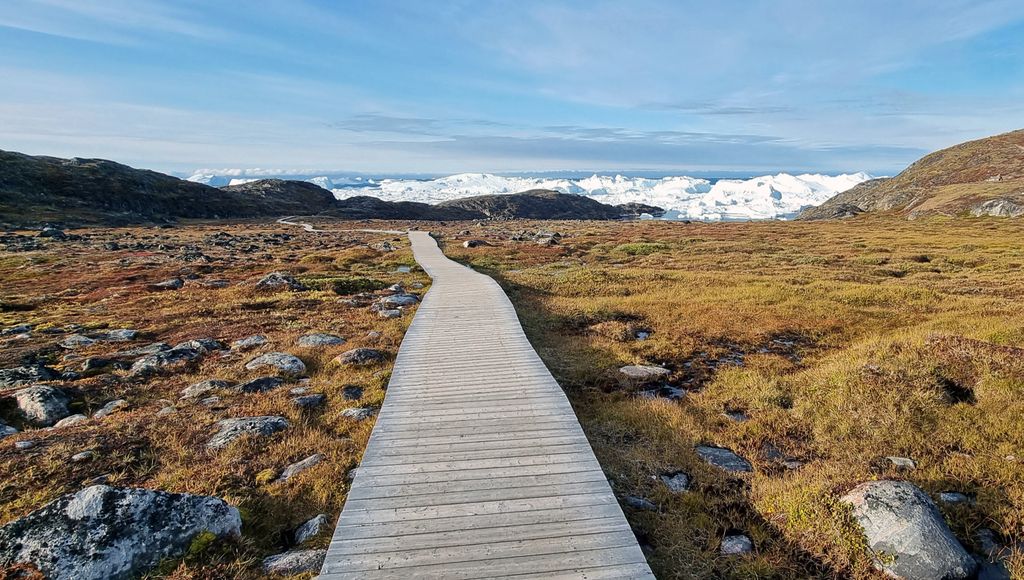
321 231 653 579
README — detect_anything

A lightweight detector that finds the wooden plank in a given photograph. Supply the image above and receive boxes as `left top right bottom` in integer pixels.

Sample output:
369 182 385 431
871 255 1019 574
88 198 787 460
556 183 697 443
320 231 654 579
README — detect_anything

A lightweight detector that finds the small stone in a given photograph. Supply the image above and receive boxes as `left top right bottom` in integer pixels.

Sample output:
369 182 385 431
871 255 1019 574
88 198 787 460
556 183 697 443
659 471 690 493
619 364 671 382
199 396 221 407
342 385 363 400
290 387 310 395
724 410 749 422
335 348 387 366
396 265 411 273
294 514 329 544
181 379 233 399
156 406 177 416
886 456 917 470
93 329 138 342
262 549 326 575
150 278 184 290
15 440 35 450
721 534 754 555
297 333 346 347
236 376 285 393
245 352 306 377
278 454 323 482
208 416 289 449
1 422 18 439
342 407 375 421
939 491 972 504
52 414 88 428
60 334 96 349
93 399 128 419
71 450 95 462
231 335 268 351
696 445 752 473
624 496 657 511
292 394 327 409
172 338 225 354
365 331 382 339
378 309 402 319
379 294 419 307
255 271 306 292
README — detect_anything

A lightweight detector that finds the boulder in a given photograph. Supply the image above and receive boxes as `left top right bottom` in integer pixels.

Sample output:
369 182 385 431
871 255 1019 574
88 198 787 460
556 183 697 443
277 453 323 482
0 365 58 388
255 271 306 292
130 346 203 377
624 496 657 511
0 485 241 580
294 514 329 544
696 445 752 473
93 329 138 342
208 416 289 449
181 379 233 399
14 385 71 427
93 399 128 419
378 293 419 307
231 334 268 351
262 549 326 575
342 407 375 421
659 471 690 493
172 338 225 354
619 364 670 382
292 393 327 409
245 352 306 377
60 334 96 349
52 414 88 429
335 348 388 366
342 385 363 400
297 333 346 347
841 480 976 579
378 309 402 319
150 278 184 291
0 421 17 439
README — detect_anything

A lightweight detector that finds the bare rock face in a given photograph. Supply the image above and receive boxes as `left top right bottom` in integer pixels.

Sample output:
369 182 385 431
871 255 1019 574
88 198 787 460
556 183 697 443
13 385 71 427
0 485 241 580
841 480 976 579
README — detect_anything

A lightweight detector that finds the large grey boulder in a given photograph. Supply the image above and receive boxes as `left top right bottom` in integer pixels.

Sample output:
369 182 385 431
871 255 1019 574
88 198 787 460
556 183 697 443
0 365 58 388
208 416 289 449
696 445 752 473
14 385 71 427
0 485 241 580
245 352 306 377
841 480 976 579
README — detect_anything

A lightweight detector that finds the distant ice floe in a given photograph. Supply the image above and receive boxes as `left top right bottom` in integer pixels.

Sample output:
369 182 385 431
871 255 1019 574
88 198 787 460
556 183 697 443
187 170 872 221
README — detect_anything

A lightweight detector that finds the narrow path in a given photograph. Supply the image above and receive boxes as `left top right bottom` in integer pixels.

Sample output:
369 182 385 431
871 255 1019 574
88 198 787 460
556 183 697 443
321 231 654 579
277 216 405 234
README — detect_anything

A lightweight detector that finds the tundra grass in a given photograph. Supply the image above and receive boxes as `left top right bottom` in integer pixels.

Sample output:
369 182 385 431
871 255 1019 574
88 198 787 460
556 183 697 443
443 214 1024 579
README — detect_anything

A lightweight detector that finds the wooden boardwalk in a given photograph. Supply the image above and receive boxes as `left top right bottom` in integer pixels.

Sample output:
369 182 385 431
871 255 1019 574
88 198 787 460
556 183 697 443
320 231 654 579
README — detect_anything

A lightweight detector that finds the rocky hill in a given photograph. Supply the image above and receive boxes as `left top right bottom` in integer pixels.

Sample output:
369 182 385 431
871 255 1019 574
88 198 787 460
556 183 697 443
220 179 337 215
436 189 657 220
800 129 1024 219
0 150 664 225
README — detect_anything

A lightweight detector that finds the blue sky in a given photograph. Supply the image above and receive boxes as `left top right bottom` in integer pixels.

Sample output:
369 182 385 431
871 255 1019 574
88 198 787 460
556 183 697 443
1 0 1023 175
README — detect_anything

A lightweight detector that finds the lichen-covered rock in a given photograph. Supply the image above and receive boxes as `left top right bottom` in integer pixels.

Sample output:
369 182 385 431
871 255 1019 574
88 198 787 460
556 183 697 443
721 534 753 555
208 416 289 449
277 453 323 482
342 407 375 421
0 421 17 439
294 514 329 544
236 376 285 393
52 414 88 429
334 348 387 366
296 333 346 347
150 277 184 291
659 471 690 493
841 480 976 579
181 379 233 399
93 399 128 419
378 293 419 307
619 364 670 382
245 352 306 377
60 334 96 349
0 365 58 388
262 549 326 575
696 445 752 473
0 485 241 580
255 271 306 292
93 329 138 342
14 385 71 427
130 346 202 377
231 334 268 351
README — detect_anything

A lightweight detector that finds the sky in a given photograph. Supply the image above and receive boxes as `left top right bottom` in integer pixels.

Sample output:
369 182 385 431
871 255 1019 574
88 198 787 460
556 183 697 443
1 0 1023 176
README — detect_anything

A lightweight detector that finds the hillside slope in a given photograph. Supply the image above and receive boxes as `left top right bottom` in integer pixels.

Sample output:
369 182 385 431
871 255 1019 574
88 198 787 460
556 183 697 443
436 189 656 220
220 179 337 215
800 129 1024 219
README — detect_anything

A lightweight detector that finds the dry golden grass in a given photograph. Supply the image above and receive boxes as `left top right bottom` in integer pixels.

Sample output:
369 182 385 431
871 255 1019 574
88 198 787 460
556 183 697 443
0 220 427 578
440 215 1024 579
